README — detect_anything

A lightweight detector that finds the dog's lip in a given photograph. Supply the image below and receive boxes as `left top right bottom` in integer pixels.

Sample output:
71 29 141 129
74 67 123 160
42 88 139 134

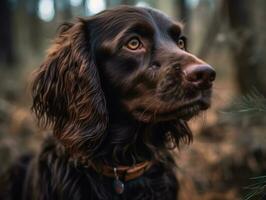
158 94 211 114
133 94 211 122
157 97 210 120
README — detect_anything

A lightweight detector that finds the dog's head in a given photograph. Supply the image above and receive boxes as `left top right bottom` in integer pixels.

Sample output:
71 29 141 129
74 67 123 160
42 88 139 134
32 6 215 159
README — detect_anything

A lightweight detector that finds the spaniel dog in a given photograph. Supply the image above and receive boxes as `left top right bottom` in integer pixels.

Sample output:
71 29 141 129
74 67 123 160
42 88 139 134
0 5 215 200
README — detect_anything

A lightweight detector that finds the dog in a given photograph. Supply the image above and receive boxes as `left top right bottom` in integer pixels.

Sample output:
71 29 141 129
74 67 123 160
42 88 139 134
0 5 215 200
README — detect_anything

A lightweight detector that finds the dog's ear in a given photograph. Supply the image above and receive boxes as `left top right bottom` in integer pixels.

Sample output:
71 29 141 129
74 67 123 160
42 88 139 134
31 19 108 159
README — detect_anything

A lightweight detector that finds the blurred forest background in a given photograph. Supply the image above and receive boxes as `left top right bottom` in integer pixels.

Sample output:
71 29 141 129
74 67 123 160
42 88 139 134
0 0 266 199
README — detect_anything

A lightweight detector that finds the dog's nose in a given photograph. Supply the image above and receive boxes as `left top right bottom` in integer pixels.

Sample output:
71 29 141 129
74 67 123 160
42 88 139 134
184 64 216 88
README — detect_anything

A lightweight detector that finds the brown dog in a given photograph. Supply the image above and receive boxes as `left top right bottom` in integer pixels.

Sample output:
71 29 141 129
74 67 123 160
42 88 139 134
0 5 215 200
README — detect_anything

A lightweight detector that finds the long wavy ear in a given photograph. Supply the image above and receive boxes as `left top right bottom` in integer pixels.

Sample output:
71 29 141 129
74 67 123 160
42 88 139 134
31 19 108 159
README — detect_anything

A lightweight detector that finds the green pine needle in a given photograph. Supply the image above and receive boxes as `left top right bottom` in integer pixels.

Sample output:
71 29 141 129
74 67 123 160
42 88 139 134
227 88 266 114
243 176 266 200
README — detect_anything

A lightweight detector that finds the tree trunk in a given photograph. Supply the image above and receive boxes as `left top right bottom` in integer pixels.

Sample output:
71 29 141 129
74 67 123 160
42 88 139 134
227 0 266 95
198 0 224 59
174 0 190 34
0 0 15 65
28 0 42 51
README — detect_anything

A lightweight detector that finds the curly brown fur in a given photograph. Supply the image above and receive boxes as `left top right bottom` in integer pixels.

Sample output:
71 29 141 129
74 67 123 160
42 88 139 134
0 5 215 200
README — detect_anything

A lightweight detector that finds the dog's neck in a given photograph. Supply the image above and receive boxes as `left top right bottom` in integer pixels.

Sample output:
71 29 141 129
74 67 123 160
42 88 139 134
96 115 174 166
97 83 164 165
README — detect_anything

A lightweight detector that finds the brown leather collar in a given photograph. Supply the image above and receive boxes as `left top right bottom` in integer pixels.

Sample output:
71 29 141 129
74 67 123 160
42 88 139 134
89 161 153 181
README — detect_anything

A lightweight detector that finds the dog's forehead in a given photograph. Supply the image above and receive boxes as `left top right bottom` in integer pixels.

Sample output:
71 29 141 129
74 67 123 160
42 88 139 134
92 6 182 36
145 8 179 28
145 8 183 36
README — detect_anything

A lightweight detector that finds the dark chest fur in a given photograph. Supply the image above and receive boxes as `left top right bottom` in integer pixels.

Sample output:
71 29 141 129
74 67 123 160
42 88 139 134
3 137 178 200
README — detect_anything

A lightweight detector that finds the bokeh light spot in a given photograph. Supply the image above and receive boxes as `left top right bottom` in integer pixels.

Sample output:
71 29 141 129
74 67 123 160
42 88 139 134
38 0 55 22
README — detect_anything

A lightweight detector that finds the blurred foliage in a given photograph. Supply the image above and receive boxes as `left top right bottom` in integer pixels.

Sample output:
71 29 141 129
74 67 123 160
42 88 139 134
222 89 266 199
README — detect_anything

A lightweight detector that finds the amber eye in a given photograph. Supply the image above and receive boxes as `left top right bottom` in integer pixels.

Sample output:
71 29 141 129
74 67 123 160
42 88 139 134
177 38 185 50
126 38 142 50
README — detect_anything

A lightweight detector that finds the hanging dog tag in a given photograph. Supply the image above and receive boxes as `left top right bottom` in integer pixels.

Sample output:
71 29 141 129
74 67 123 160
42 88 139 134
114 178 124 194
113 168 124 194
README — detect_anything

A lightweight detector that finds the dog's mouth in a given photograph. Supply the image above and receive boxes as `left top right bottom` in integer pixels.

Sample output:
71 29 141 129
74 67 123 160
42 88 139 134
132 92 211 123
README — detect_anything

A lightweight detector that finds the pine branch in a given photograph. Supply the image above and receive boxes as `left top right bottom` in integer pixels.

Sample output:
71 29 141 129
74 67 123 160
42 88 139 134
243 176 266 200
221 88 266 123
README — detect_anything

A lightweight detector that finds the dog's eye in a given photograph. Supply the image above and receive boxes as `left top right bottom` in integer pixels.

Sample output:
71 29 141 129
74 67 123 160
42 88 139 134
177 38 185 50
126 38 142 50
